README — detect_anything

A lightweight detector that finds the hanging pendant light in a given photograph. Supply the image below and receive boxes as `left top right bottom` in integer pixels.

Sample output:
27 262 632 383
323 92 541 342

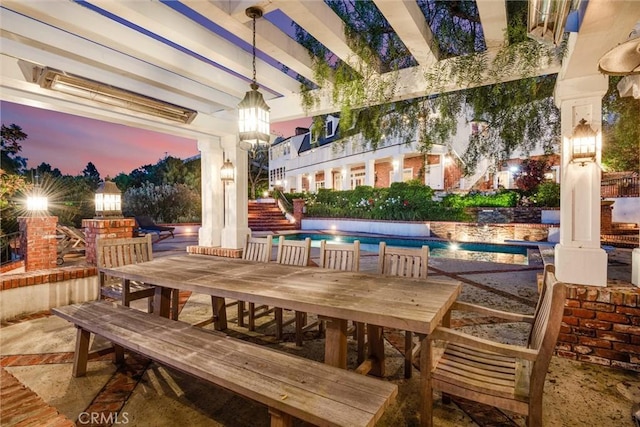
238 6 270 149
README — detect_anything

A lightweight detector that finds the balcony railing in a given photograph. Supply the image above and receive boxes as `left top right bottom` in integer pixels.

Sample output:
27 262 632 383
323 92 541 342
1 231 22 266
601 176 639 198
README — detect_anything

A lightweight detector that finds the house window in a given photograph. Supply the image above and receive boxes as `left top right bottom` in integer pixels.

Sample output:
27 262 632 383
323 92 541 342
316 181 325 190
351 170 366 189
403 168 413 182
326 120 335 138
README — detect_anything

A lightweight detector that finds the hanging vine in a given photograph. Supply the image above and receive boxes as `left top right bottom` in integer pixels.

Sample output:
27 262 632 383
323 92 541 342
296 0 565 174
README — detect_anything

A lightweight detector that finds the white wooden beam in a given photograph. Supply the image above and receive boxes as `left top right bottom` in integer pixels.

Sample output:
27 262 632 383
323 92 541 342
276 0 375 76
183 0 318 85
91 0 300 96
372 0 438 66
1 1 246 105
476 0 509 49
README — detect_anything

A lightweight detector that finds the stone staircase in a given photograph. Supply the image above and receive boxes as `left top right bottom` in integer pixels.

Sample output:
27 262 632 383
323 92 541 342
248 201 297 232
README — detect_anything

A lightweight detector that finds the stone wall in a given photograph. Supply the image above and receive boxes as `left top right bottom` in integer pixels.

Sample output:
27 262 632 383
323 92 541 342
429 221 550 242
559 284 640 372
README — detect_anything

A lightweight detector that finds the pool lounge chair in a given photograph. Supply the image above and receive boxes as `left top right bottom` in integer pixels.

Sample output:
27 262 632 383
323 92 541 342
134 215 175 242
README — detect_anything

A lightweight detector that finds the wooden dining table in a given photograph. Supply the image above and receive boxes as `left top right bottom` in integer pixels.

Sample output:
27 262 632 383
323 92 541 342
100 253 461 426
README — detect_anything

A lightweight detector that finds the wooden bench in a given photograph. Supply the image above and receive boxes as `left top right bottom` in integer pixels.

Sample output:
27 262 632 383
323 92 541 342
53 301 398 427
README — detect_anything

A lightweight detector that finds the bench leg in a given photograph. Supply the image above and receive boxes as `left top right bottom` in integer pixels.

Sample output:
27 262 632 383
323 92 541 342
154 287 173 318
114 344 125 364
73 327 91 377
171 289 179 320
211 296 228 330
268 408 293 427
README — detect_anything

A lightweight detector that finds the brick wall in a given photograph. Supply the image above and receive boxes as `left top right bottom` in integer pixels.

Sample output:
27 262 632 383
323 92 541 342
82 218 136 264
375 162 392 188
559 284 640 372
1 266 97 290
19 216 58 271
186 246 242 258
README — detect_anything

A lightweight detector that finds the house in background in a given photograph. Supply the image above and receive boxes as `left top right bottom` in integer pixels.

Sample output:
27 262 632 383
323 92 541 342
269 114 558 193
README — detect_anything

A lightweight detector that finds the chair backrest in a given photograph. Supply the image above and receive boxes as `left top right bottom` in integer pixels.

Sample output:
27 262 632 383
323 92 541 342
243 234 273 263
377 242 429 278
97 234 153 268
276 236 311 266
319 240 360 272
526 264 566 398
134 215 156 228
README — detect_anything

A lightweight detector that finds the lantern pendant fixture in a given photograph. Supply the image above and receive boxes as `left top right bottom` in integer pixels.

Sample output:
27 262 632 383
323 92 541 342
220 154 235 183
94 180 122 218
238 6 270 149
570 118 598 166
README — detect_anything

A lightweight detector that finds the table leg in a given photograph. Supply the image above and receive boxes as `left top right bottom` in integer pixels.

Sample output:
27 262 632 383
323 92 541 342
367 324 385 377
323 317 347 369
420 336 433 427
211 296 228 331
153 287 172 318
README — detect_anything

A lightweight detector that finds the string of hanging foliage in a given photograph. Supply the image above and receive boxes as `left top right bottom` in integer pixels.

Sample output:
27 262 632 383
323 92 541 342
295 0 564 174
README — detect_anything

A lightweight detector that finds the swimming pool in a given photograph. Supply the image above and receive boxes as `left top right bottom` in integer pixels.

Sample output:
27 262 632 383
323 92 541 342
278 233 531 265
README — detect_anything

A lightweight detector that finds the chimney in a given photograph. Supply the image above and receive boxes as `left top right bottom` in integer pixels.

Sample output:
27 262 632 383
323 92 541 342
295 127 309 136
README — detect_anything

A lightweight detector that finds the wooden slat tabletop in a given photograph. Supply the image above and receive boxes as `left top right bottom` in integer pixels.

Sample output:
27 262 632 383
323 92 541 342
100 254 461 335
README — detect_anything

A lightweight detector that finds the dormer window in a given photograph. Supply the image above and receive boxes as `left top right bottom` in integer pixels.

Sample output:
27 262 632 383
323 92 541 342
326 120 335 138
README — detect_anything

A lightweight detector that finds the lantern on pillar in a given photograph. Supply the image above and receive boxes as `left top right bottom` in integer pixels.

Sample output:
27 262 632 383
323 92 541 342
569 118 598 166
27 173 48 213
94 180 122 218
220 157 235 183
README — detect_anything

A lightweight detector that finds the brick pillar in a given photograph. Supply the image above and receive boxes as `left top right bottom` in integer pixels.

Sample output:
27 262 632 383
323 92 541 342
18 216 58 271
601 200 614 235
82 218 136 265
293 199 305 229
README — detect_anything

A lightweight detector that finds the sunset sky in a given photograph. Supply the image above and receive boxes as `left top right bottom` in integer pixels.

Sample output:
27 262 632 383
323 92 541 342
1 101 310 178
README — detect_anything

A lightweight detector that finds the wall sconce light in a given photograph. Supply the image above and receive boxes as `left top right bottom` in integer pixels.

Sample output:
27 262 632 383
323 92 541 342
220 156 235 183
238 6 270 149
570 118 598 166
95 180 122 218
392 159 400 171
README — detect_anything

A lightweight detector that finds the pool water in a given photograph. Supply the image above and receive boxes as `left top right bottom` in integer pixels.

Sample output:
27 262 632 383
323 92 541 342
279 233 530 265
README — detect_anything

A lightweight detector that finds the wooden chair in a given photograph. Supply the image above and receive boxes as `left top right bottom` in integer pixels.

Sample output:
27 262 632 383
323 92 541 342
426 265 566 427
238 234 273 330
377 242 430 378
275 236 312 345
97 235 179 319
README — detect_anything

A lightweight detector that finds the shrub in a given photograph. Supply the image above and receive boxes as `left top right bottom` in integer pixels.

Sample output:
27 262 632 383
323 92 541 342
123 182 201 223
442 190 519 208
534 182 560 207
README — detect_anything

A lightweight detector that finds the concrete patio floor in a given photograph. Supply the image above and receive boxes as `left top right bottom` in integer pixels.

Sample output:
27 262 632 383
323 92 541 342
1 233 639 426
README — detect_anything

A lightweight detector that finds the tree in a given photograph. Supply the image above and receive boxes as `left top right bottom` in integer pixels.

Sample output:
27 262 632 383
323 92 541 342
513 158 552 194
1 124 28 174
82 161 101 189
248 146 269 199
602 76 640 172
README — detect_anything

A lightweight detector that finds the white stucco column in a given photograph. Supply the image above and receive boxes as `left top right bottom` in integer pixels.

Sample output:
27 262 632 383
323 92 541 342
296 174 303 192
198 137 223 247
220 136 251 249
554 75 609 286
392 154 404 183
308 171 316 193
365 159 376 187
341 166 350 190
324 168 333 189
